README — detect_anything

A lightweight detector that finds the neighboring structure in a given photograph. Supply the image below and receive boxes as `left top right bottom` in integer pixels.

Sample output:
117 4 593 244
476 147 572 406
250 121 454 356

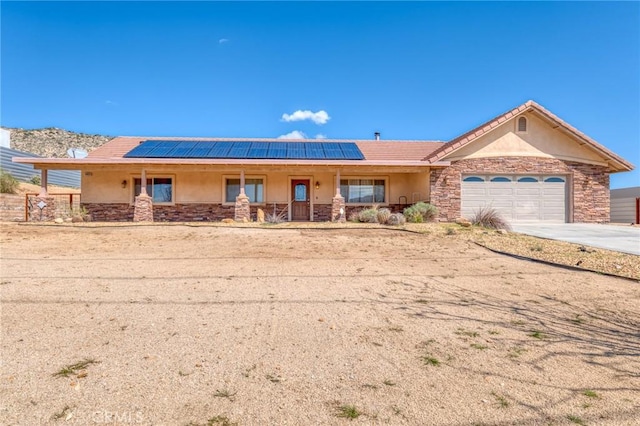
1 146 81 188
13 100 634 223
610 187 640 224
0 128 10 148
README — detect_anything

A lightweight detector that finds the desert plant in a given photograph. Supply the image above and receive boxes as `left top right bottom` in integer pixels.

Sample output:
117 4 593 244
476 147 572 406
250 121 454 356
403 205 423 223
376 208 391 224
348 210 361 222
265 203 288 224
265 212 285 224
358 208 379 223
470 206 511 230
30 175 41 186
69 205 91 222
0 170 19 194
336 405 361 419
386 212 406 226
403 202 438 223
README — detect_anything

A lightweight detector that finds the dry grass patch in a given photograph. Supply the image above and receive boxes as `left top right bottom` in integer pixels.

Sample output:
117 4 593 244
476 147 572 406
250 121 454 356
400 222 638 279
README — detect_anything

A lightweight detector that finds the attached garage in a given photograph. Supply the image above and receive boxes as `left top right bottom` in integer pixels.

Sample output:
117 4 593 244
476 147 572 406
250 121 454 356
461 175 567 222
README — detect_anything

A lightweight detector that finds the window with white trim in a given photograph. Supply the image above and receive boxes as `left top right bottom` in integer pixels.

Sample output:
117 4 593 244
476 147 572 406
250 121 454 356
134 177 173 203
517 116 527 132
340 179 385 203
225 178 264 203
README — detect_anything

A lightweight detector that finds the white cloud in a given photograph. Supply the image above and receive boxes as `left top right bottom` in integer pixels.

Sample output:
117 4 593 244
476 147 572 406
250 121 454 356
105 100 118 106
281 110 330 125
277 130 307 139
218 38 229 44
315 134 327 139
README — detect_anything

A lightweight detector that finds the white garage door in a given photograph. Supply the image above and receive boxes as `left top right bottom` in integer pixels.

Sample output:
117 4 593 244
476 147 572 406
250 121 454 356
461 175 567 222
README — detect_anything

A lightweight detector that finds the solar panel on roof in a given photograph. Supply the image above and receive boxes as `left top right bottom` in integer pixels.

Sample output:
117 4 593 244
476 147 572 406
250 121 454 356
147 141 183 157
189 142 215 158
321 143 345 159
170 142 199 157
340 144 365 160
247 142 269 158
267 142 287 159
123 140 163 158
227 142 250 158
208 142 232 157
123 140 364 160
305 142 325 159
286 144 306 159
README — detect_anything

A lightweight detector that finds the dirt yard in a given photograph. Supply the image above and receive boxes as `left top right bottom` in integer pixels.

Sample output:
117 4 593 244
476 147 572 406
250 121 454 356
1 223 639 425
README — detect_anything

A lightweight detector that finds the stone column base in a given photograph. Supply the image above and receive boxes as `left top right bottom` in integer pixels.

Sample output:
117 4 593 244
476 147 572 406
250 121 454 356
29 196 56 222
331 195 346 222
234 194 250 222
133 194 154 222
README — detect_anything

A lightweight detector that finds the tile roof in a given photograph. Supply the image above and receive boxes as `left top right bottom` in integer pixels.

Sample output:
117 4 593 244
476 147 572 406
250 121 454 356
89 137 444 161
422 100 634 172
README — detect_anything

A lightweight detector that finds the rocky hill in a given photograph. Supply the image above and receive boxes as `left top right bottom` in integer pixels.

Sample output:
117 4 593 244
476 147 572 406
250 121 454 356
2 127 112 158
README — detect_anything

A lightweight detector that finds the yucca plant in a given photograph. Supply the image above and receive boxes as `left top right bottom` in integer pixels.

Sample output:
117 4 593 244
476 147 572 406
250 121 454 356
471 206 511 230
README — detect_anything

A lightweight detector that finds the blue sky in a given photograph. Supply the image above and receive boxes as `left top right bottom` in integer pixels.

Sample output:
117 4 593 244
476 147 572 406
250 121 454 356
1 1 638 188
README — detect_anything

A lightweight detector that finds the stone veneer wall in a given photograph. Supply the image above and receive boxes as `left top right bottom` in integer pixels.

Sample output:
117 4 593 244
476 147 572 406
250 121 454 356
83 203 236 222
29 196 56 222
429 157 610 223
83 201 432 222
82 203 135 222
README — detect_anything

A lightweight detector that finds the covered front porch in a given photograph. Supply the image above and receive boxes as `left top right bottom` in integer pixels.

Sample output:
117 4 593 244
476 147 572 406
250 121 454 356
20 161 433 222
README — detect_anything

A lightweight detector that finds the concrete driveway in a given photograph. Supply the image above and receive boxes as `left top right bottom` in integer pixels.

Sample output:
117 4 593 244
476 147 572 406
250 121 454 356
511 223 640 255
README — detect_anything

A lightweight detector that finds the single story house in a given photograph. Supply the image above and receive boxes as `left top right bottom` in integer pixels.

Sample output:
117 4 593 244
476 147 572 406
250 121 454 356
14 100 634 223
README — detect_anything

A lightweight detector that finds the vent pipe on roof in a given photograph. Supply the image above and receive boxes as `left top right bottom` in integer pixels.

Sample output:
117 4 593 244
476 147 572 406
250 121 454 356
374 132 380 141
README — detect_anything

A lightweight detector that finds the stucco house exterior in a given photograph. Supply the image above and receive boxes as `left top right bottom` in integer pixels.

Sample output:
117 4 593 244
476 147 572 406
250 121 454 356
13 101 633 223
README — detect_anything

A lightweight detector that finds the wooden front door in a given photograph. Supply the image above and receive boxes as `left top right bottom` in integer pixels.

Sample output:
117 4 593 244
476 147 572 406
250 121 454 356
291 180 310 221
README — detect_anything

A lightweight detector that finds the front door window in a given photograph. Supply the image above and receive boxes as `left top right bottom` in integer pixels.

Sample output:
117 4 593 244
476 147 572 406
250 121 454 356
295 183 307 201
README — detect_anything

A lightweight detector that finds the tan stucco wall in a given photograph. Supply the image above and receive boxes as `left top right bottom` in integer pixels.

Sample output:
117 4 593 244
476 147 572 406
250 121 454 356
445 112 606 165
81 169 431 206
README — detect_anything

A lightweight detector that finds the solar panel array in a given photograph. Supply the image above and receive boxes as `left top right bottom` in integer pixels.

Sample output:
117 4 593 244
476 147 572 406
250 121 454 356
124 141 365 160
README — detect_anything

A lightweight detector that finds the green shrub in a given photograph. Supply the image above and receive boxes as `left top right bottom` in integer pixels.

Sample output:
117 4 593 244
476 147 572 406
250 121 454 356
0 170 19 194
403 205 422 223
358 208 379 223
471 206 511 230
30 175 41 185
404 202 438 223
376 208 391 224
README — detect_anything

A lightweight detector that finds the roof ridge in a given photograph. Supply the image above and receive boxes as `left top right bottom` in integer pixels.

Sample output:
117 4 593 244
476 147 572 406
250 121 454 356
422 100 532 162
422 100 634 172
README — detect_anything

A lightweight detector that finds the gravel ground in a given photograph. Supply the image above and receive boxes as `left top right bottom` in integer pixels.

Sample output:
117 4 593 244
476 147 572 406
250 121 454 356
403 224 640 281
1 223 639 425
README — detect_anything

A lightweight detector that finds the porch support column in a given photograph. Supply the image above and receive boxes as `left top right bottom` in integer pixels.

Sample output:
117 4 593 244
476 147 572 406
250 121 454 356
140 169 148 195
31 169 56 222
240 169 246 195
331 169 345 222
38 169 48 197
234 169 250 222
133 168 153 222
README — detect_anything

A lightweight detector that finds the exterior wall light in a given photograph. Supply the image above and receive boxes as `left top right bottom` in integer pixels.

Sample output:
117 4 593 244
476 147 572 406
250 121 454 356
121 180 128 189
315 181 320 190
